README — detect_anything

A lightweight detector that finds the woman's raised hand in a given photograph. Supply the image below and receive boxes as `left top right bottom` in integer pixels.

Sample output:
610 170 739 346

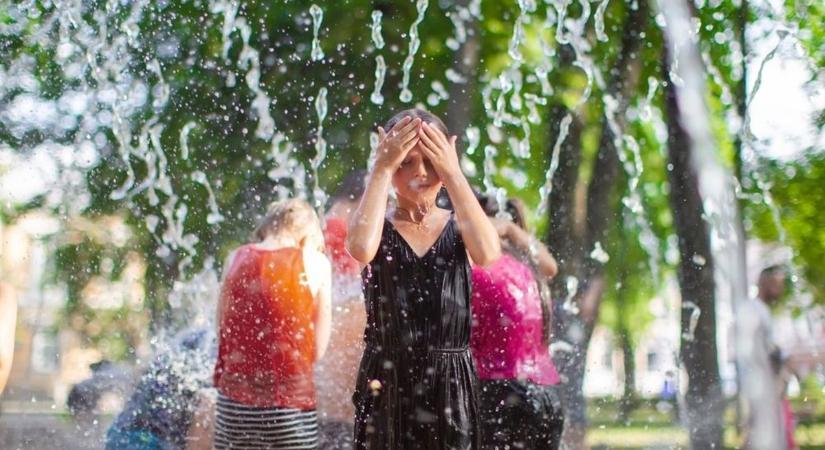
417 121 461 182
374 116 421 174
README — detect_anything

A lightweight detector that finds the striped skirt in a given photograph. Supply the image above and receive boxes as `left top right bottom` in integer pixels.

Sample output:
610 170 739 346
214 394 320 449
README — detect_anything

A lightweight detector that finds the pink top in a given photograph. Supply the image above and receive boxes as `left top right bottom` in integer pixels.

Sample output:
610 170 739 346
470 254 560 385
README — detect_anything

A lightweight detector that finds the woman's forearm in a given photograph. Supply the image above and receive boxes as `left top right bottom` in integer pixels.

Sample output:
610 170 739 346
506 225 558 279
314 284 332 361
0 286 16 395
443 174 501 266
346 168 392 264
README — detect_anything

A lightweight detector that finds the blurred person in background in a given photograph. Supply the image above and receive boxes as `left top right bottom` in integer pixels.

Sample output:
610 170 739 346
105 328 216 450
0 282 16 397
748 265 798 450
213 199 332 449
470 195 564 450
316 170 368 449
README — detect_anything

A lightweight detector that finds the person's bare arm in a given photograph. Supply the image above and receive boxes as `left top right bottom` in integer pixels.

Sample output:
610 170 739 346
418 122 500 266
305 249 332 361
185 389 216 450
498 220 558 279
0 283 17 395
347 117 421 264
215 250 237 335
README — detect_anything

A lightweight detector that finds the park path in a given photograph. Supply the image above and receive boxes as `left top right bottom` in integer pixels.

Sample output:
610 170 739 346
0 413 109 450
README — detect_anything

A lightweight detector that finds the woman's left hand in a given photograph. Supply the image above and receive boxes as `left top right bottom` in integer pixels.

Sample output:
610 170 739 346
417 122 461 182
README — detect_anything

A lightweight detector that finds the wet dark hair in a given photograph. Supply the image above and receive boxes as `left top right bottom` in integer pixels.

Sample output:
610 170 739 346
383 108 450 141
253 198 320 242
327 169 367 209
475 192 527 231
760 265 785 278
759 264 789 290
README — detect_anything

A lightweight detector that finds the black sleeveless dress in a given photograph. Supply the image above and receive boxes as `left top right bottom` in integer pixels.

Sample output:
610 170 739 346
353 217 480 450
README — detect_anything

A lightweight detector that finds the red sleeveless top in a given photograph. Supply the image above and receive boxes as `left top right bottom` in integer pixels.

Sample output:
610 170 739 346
323 217 360 276
213 245 317 409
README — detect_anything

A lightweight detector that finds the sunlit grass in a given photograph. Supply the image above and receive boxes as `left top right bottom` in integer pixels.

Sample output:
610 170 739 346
586 397 825 449
586 424 825 449
587 425 687 448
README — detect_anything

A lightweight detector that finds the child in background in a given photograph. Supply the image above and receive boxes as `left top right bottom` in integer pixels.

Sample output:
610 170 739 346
105 328 216 450
0 283 17 397
470 195 564 450
213 199 332 449
347 109 500 449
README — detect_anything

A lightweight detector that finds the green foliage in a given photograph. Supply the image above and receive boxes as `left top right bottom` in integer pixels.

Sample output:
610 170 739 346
747 151 825 302
794 374 825 425
48 219 147 361
786 0 825 71
1 0 822 345
786 0 825 130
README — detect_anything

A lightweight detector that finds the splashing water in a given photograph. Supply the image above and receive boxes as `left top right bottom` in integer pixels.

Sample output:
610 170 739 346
446 7 468 50
236 17 276 141
589 242 610 264
536 114 572 217
427 81 450 107
191 171 225 225
465 127 481 156
370 10 387 105
311 87 329 209
553 0 572 45
656 0 785 447
178 122 197 161
371 56 388 106
562 275 580 315
267 134 307 200
399 0 429 103
737 31 806 300
680 301 701 342
482 145 499 194
508 13 528 63
370 10 385 50
594 0 610 42
639 76 659 122
310 4 325 62
603 90 662 281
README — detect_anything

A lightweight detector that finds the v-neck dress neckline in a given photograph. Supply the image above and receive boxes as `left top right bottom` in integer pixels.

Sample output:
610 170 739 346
385 214 453 260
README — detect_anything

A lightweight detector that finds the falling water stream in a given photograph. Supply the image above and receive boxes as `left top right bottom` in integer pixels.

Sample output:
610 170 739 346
656 0 785 447
399 0 429 103
370 10 387 106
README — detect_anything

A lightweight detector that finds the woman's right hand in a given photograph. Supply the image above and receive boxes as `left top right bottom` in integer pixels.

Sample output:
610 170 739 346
374 116 421 173
347 119 419 264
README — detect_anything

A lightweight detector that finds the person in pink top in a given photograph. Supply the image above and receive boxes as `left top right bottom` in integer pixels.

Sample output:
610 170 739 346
470 194 564 450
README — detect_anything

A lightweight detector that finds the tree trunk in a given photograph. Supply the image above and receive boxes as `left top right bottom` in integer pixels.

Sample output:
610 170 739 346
548 2 649 448
733 0 748 186
617 235 637 423
619 326 637 422
733 0 749 435
662 51 725 450
546 101 583 275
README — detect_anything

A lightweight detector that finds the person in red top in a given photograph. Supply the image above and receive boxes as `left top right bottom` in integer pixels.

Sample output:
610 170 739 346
213 199 332 450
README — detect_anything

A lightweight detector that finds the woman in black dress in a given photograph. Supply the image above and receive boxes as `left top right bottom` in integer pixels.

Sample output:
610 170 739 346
346 109 500 449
